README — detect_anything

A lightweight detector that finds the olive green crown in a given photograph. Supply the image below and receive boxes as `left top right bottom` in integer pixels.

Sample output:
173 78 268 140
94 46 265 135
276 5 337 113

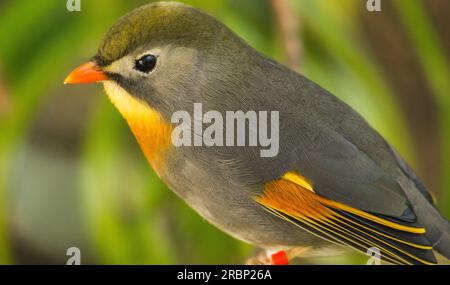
97 1 223 65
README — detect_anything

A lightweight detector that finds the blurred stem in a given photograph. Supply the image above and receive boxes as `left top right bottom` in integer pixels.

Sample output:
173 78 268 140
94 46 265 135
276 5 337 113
270 0 302 71
0 68 11 118
360 1 441 194
0 67 12 263
393 0 450 217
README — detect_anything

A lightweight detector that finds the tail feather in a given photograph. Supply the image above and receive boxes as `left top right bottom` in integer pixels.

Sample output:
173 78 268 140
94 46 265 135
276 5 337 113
398 177 450 261
434 220 450 258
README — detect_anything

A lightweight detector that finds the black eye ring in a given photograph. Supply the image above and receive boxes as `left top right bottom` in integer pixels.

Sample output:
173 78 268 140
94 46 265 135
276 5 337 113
134 54 157 74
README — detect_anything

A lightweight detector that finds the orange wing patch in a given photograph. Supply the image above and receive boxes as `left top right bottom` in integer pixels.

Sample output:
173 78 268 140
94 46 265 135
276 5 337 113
255 172 437 265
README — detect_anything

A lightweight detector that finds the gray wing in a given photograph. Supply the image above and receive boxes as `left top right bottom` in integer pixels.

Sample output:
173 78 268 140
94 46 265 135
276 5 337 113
271 69 423 221
289 125 413 219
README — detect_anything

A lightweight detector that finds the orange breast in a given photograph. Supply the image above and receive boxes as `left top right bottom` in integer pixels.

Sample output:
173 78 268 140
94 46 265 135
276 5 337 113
128 116 173 172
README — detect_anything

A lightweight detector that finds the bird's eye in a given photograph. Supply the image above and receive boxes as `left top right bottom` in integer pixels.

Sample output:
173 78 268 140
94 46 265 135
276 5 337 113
134 54 157 74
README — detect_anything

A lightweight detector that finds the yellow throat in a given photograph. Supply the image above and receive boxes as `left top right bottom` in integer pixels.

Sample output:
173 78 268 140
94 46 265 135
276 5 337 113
103 81 173 172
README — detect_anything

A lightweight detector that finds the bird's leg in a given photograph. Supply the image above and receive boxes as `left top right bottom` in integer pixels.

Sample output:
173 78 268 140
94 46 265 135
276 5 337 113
246 247 312 265
269 250 289 265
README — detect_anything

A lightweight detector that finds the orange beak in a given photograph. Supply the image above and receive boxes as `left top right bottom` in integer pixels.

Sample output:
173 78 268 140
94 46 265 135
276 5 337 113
64 61 109 84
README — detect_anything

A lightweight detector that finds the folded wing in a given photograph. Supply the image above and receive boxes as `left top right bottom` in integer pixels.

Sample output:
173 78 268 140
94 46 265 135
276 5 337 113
255 173 437 265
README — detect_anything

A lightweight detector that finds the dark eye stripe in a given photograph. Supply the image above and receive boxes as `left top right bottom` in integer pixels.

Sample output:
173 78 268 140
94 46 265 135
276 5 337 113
134 54 157 73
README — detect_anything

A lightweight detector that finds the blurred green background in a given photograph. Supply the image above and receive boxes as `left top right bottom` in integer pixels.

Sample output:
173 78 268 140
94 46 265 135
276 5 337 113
0 0 449 264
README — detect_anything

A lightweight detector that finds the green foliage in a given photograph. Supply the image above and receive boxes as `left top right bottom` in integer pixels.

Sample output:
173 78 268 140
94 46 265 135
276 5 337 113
0 0 448 264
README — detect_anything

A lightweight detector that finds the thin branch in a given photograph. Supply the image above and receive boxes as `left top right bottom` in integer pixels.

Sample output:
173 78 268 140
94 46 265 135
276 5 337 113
271 0 302 71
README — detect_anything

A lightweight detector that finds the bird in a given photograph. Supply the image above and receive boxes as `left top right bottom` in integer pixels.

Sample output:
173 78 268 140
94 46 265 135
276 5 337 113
65 1 450 265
